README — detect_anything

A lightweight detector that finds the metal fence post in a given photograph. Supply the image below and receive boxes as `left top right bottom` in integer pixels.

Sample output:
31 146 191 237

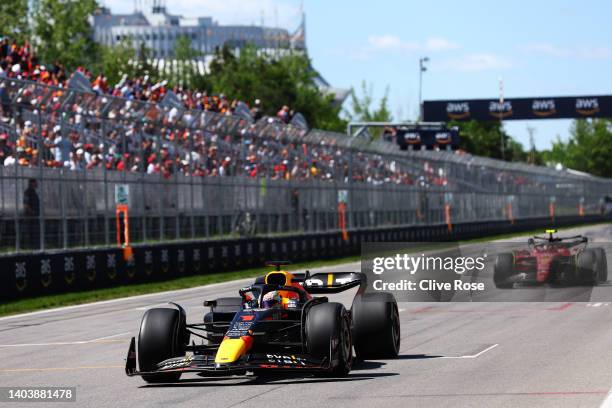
102 121 109 246
174 142 180 241
37 112 45 251
60 168 68 249
14 163 20 252
158 135 164 242
138 127 148 242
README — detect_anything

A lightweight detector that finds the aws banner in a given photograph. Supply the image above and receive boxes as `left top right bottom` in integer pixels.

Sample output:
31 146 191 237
396 126 460 150
423 95 612 121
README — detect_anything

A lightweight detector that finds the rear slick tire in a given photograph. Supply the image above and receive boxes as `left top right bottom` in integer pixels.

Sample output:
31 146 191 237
494 253 514 289
594 248 608 283
351 292 400 359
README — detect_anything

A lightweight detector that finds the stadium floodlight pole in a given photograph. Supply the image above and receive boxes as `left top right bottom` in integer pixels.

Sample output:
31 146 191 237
418 57 429 121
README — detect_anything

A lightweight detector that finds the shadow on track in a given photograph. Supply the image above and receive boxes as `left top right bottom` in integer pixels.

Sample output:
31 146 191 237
395 354 443 360
140 372 398 388
351 360 386 370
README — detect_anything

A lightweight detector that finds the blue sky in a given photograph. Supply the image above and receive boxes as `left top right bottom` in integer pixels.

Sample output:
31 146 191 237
104 0 612 150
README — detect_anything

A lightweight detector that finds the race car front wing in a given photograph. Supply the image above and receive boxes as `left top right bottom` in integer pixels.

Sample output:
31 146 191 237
125 337 330 377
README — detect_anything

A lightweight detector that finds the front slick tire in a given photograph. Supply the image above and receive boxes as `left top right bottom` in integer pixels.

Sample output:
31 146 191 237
138 308 185 383
305 302 352 377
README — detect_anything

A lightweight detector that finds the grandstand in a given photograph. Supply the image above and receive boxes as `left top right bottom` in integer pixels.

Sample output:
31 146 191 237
0 39 611 252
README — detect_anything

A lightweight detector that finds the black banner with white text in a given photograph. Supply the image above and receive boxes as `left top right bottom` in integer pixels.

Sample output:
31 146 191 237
423 95 612 122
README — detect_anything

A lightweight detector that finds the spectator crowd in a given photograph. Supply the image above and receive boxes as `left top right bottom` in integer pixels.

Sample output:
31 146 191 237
0 38 299 123
0 38 539 191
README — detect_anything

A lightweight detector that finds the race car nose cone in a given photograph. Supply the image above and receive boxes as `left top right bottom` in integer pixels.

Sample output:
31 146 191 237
215 337 252 364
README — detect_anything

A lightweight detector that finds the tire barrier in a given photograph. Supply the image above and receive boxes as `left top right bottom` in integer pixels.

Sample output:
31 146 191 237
0 214 606 301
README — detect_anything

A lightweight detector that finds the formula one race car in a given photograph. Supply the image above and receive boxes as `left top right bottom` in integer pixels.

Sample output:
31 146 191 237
125 261 400 383
494 230 608 288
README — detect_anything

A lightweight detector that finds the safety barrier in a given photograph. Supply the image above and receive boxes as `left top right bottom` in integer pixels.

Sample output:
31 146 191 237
1 214 605 301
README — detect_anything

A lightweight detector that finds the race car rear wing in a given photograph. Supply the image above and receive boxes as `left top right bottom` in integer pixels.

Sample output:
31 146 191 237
302 272 366 294
532 234 587 243
530 229 588 243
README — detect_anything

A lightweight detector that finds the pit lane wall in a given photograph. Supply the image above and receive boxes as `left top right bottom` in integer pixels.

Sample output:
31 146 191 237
0 214 606 301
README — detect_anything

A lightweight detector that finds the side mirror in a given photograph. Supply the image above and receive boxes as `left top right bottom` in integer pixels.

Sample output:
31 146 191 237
527 238 535 248
582 237 588 243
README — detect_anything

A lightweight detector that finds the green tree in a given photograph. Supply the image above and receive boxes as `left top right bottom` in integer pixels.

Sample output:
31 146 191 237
98 39 136 86
544 119 612 177
346 81 393 123
207 45 345 131
32 0 99 71
95 39 161 87
171 35 209 90
133 41 157 80
451 120 527 162
174 35 200 61
343 81 393 139
0 0 29 42
276 50 346 131
507 138 528 163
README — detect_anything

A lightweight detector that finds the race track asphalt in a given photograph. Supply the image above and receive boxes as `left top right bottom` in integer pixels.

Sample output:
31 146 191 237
2 223 612 408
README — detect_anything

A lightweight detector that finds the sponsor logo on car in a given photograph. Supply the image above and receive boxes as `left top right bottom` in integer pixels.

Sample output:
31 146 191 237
265 354 307 366
158 356 193 371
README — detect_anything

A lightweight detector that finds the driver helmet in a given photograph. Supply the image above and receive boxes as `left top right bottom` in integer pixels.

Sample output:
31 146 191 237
262 290 282 309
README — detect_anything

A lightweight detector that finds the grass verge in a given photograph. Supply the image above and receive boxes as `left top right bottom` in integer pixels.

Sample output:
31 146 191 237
1 220 609 317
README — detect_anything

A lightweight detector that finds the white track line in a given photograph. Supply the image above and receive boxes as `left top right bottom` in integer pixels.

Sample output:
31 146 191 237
600 389 612 408
0 331 130 347
441 344 499 359
133 303 174 311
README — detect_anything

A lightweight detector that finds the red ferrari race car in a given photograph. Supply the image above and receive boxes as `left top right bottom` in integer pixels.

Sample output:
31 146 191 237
493 229 608 288
125 261 400 383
